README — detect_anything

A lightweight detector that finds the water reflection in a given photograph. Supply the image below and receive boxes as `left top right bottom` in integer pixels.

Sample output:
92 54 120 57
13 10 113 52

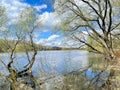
0 50 118 90
0 50 89 75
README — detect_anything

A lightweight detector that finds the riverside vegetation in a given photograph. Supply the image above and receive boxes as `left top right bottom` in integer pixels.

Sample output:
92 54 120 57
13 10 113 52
0 0 120 90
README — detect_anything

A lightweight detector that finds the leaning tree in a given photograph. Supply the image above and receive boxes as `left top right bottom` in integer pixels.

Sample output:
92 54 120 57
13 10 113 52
54 0 120 89
0 6 40 90
54 0 120 60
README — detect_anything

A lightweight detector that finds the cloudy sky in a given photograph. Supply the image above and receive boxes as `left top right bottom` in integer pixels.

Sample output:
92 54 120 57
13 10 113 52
0 0 67 46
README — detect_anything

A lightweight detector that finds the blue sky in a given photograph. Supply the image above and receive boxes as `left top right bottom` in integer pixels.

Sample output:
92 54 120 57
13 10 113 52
21 0 63 46
1 0 84 48
0 0 88 47
1 0 66 46
21 0 54 13
20 0 57 39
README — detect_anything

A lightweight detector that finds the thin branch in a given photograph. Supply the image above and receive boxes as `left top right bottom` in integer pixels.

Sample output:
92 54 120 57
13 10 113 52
81 0 103 19
18 27 37 76
107 0 112 34
72 34 103 54
111 22 120 31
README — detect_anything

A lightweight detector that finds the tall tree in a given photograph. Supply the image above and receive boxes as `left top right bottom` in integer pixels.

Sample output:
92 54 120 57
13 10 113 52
54 0 120 60
0 6 40 90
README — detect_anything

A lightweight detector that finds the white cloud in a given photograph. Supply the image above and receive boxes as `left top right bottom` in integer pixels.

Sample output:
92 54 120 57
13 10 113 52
1 0 48 24
47 35 59 41
35 34 82 47
36 39 46 44
34 4 47 11
74 0 86 7
54 0 87 10
1 0 60 30
44 38 62 46
36 34 60 46
1 0 30 23
0 27 8 32
37 12 61 29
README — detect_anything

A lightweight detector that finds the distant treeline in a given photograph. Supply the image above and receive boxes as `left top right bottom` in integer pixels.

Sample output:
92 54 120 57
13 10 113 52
0 39 81 53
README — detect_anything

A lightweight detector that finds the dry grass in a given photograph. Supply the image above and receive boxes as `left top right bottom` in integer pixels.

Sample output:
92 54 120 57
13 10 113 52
114 50 120 58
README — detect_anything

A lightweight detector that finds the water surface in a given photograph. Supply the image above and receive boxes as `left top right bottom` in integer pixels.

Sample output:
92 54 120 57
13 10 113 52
0 50 89 76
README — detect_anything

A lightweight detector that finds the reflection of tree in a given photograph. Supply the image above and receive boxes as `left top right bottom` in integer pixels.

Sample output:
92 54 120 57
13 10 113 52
59 56 120 90
62 66 95 90
88 56 120 89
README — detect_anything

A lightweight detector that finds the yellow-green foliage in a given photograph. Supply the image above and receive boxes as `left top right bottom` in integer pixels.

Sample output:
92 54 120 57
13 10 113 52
0 39 59 52
63 73 94 90
0 39 36 52
112 39 120 49
87 34 120 52
0 39 12 52
88 53 106 71
87 35 104 52
15 42 33 52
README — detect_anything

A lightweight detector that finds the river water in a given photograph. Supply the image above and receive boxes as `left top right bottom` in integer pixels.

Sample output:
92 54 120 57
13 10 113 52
0 50 89 75
0 50 108 90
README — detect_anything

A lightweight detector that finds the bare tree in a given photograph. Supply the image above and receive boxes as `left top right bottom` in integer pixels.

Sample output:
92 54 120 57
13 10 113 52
54 0 120 60
0 6 40 90
54 0 120 89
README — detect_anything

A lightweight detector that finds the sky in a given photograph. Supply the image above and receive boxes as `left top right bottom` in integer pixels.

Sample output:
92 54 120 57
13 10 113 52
0 0 83 47
0 0 66 46
21 0 54 13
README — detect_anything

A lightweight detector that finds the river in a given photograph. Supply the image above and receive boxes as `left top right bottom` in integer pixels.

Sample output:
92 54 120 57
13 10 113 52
0 50 89 75
0 50 108 90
